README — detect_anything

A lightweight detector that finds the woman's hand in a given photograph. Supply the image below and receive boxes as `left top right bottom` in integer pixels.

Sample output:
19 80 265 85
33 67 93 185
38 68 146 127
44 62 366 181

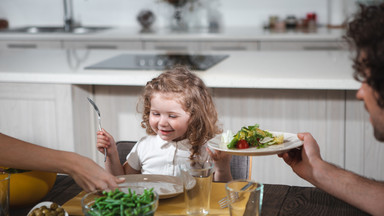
97 129 117 156
69 153 125 192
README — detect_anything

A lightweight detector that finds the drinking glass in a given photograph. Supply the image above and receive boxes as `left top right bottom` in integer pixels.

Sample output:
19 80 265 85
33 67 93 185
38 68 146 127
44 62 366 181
0 172 10 216
178 157 214 215
225 179 263 216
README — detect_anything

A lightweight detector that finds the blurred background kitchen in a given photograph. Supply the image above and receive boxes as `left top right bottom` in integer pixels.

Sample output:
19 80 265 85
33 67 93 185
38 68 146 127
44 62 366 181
1 0 384 188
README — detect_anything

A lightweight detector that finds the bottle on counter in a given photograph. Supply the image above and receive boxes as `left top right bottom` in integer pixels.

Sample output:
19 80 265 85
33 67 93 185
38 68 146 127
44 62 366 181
0 18 8 29
285 15 297 29
307 12 317 31
268 16 278 29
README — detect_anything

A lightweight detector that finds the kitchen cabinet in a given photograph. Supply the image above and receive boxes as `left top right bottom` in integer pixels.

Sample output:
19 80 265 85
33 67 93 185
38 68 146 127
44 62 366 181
0 40 61 50
259 40 347 51
0 83 75 151
210 88 345 187
143 40 259 51
0 27 345 51
0 82 96 160
0 39 345 51
62 40 142 50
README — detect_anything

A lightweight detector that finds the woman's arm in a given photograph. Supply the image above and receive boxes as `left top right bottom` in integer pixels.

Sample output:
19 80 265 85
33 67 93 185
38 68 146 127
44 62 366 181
0 133 124 192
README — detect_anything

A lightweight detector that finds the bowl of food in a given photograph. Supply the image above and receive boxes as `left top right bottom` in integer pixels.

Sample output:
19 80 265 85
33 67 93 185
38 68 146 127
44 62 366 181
82 186 158 216
27 201 68 216
6 170 57 207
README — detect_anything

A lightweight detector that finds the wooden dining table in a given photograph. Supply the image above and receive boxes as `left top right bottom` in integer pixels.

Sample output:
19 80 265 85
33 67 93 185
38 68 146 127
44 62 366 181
11 174 369 216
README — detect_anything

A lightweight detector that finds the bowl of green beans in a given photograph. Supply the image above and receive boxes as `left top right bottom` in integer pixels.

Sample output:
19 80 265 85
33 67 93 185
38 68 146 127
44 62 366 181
81 186 158 216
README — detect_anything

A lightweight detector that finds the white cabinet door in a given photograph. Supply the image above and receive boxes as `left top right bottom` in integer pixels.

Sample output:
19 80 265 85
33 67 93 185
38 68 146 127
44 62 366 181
63 40 142 50
259 41 347 51
0 40 62 50
0 83 74 151
212 88 346 186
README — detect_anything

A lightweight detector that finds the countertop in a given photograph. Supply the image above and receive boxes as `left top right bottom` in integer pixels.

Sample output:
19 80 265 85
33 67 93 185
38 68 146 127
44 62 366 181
0 49 359 90
0 26 346 42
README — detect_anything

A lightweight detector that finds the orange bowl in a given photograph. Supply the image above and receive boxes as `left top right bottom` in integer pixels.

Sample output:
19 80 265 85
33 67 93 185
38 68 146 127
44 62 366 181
9 171 57 207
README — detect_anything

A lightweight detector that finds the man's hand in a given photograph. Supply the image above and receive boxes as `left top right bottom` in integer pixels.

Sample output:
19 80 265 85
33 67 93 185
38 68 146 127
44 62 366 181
278 132 322 183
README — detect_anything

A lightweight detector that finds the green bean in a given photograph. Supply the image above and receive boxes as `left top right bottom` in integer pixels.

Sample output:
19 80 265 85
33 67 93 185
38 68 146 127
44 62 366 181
88 188 155 216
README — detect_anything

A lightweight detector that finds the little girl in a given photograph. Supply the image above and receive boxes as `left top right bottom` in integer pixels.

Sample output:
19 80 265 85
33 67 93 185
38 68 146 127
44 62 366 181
97 66 232 181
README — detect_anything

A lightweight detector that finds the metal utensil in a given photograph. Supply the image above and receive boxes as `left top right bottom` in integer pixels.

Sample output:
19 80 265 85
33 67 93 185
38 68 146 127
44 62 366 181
87 97 107 162
218 182 253 208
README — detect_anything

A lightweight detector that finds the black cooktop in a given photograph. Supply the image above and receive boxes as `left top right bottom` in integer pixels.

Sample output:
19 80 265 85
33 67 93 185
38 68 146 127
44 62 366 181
85 54 228 71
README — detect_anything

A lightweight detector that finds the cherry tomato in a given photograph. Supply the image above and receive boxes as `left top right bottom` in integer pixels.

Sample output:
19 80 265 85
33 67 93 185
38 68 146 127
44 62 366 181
236 140 249 149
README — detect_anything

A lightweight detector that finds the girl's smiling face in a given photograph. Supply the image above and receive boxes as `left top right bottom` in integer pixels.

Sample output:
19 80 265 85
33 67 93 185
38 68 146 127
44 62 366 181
149 92 190 142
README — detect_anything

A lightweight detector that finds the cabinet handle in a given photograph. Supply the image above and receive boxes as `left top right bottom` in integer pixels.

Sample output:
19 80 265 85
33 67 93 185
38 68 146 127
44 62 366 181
210 46 246 51
154 46 187 50
86 45 117 49
7 44 37 49
303 46 342 50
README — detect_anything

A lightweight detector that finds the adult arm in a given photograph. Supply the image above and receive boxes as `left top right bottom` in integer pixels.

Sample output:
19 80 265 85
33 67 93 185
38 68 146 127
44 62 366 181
279 132 384 216
0 133 124 192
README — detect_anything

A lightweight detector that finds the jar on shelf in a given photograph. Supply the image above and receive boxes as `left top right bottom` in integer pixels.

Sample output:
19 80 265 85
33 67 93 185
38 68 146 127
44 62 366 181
285 15 297 29
307 12 317 30
0 18 8 29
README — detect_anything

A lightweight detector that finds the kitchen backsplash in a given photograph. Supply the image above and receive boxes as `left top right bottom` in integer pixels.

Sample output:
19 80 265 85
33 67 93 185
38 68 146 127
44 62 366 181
0 0 357 29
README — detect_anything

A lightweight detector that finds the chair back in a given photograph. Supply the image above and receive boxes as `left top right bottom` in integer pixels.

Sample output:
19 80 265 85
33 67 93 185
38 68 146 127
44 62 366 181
230 155 249 179
116 141 136 165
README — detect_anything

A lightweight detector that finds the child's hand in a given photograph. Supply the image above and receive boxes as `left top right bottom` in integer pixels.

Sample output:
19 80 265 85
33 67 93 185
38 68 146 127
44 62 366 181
206 147 232 182
97 129 117 156
206 147 231 169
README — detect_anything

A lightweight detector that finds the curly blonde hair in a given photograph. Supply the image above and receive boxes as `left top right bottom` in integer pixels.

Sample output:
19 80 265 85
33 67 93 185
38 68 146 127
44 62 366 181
139 66 222 158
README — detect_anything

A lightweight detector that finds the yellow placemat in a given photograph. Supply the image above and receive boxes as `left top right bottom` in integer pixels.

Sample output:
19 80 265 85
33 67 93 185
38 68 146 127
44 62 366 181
62 191 87 216
63 182 229 216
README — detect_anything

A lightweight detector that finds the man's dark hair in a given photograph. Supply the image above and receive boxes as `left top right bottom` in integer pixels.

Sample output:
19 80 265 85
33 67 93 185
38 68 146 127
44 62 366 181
346 3 384 107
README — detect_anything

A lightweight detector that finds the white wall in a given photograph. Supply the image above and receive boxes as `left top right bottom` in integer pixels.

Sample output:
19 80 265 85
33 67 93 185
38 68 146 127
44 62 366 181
0 0 358 29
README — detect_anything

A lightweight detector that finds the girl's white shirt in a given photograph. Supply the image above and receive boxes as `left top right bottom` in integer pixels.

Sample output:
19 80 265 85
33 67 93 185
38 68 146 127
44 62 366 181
126 135 210 176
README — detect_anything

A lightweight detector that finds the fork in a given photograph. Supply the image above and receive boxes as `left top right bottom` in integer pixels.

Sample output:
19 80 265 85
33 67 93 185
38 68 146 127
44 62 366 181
218 182 253 208
87 97 107 162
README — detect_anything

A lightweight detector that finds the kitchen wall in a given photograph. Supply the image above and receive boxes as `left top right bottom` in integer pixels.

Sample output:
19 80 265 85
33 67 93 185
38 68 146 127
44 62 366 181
0 0 357 29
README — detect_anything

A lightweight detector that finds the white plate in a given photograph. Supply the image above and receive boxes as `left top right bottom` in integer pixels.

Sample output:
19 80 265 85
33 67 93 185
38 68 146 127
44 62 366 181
208 131 303 156
28 201 68 216
117 174 195 199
